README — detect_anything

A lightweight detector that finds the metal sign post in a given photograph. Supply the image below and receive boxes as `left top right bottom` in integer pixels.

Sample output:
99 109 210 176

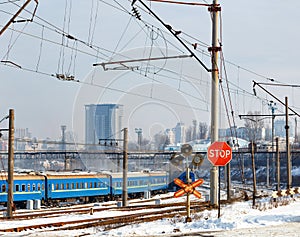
207 141 232 217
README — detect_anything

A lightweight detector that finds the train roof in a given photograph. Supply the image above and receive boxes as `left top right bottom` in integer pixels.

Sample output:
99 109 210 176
0 170 168 181
111 170 167 178
44 171 110 179
0 171 45 180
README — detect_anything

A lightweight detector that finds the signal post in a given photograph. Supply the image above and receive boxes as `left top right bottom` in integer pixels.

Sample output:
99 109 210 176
174 144 204 222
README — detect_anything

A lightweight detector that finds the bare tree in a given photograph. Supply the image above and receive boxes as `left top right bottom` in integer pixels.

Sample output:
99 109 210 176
153 132 169 150
244 111 265 142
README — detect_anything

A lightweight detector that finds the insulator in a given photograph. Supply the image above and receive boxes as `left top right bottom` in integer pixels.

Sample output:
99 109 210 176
132 6 141 20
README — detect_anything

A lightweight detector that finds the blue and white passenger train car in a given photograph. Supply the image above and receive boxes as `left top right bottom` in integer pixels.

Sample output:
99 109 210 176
149 171 169 192
45 171 111 202
0 171 45 203
111 172 150 197
0 170 169 207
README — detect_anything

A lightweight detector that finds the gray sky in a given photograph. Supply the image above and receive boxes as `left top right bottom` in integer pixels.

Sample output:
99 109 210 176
1 0 300 142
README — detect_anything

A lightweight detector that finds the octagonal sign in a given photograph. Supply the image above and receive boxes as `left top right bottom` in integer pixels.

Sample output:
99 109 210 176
207 141 232 166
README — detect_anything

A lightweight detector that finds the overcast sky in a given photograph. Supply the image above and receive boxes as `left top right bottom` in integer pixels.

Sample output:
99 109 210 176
1 0 300 142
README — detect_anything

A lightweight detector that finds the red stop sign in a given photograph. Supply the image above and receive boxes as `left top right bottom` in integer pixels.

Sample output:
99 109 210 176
207 141 232 166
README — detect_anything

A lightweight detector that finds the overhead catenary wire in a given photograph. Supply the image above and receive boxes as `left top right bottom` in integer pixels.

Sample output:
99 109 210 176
2 0 297 120
3 0 286 85
0 1 294 115
35 25 44 72
1 22 29 61
0 22 277 113
109 17 134 61
1 1 274 86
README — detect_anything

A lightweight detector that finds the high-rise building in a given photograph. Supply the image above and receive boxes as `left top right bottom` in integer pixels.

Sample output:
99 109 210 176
85 104 124 144
165 128 175 145
174 122 185 144
274 119 294 138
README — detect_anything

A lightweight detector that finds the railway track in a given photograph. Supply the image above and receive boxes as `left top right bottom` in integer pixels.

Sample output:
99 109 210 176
0 194 178 220
0 195 245 233
0 204 208 233
0 200 206 220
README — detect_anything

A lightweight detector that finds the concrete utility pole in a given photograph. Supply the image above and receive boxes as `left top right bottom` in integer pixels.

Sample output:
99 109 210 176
7 109 14 219
251 141 257 207
226 163 231 200
268 101 276 184
61 125 67 151
209 0 221 206
122 128 128 207
285 97 292 189
275 137 280 191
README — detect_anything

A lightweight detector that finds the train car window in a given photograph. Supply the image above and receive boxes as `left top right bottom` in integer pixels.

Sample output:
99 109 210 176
32 184 36 191
66 183 70 189
27 184 30 192
1 184 6 193
84 182 87 189
41 183 44 191
90 182 92 188
98 182 101 188
72 183 75 189
76 183 79 189
56 183 59 190
94 182 97 188
61 183 64 190
15 184 20 192
81 183 84 189
22 184 26 192
51 184 54 191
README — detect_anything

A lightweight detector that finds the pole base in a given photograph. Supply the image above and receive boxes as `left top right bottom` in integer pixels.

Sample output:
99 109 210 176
185 217 192 223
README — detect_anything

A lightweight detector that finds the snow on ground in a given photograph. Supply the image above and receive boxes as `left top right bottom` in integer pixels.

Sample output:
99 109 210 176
1 194 300 237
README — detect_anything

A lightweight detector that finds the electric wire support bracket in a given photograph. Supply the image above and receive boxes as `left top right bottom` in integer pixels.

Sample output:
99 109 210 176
54 73 79 82
0 60 22 69
132 0 211 72
93 55 192 71
0 0 39 37
208 46 222 52
252 80 300 117
208 4 221 12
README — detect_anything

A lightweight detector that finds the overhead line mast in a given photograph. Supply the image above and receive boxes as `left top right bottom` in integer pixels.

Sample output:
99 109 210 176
209 0 221 206
138 0 221 206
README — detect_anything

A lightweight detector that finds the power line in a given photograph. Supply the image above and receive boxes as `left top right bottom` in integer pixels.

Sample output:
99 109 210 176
1 0 293 117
